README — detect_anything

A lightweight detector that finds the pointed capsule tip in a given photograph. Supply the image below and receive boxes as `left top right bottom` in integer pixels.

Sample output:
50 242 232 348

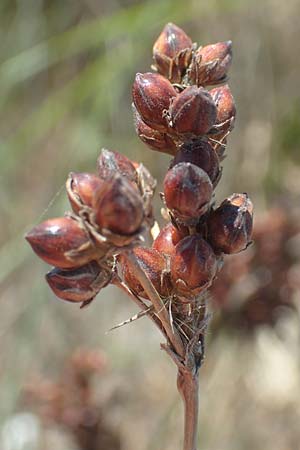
164 22 184 32
24 231 31 243
24 226 38 244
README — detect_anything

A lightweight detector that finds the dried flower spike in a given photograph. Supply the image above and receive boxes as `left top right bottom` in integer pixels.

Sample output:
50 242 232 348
153 23 193 83
132 72 177 131
208 193 253 254
169 86 217 136
164 162 213 224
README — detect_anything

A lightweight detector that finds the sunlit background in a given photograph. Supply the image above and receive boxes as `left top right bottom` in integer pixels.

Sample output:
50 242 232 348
1 0 300 449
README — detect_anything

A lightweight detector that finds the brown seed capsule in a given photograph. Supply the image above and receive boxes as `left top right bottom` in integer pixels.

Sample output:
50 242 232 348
189 41 232 86
153 222 186 256
207 193 253 254
170 139 220 185
93 174 144 235
67 172 104 214
25 217 94 268
132 72 177 131
210 84 236 135
120 248 171 298
97 149 137 183
153 23 193 83
133 105 177 155
46 261 109 303
170 235 217 298
164 162 213 224
169 86 217 136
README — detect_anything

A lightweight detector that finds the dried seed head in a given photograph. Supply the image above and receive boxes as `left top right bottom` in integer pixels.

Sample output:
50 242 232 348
164 162 213 224
189 41 232 86
120 247 171 298
153 23 193 83
170 235 217 298
132 72 177 131
93 174 144 236
208 193 253 254
46 261 109 303
67 172 103 214
152 222 186 256
97 148 137 183
170 139 220 185
169 86 217 136
133 105 177 155
210 84 236 134
25 217 95 268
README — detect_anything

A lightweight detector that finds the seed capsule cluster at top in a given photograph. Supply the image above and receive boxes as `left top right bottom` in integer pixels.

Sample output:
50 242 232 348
128 23 253 301
133 23 235 158
26 149 156 306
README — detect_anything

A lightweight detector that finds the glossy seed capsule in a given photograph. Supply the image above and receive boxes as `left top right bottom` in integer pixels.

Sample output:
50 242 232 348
153 22 193 60
164 162 213 224
189 41 232 86
169 86 217 136
25 217 94 268
93 174 144 235
210 84 236 134
133 105 177 155
46 261 104 303
153 22 193 83
170 235 217 299
152 222 186 256
207 193 253 254
132 72 177 131
97 148 137 183
66 172 103 214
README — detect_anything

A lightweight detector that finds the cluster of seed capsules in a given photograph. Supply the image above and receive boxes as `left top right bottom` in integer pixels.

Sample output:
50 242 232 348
127 23 253 302
26 150 156 306
26 23 253 314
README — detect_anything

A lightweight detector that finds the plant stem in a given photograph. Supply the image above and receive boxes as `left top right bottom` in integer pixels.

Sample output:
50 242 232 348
177 368 199 450
122 251 200 450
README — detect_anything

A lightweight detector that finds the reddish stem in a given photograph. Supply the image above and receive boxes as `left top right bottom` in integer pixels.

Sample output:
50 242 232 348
177 369 199 450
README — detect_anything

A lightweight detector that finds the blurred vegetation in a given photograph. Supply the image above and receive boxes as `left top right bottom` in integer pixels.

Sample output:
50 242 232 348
0 0 300 449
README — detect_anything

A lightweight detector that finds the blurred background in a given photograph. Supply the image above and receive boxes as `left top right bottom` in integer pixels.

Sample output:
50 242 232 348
1 0 300 449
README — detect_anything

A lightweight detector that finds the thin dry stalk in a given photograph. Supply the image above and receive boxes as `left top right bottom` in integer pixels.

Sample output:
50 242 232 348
125 251 200 450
